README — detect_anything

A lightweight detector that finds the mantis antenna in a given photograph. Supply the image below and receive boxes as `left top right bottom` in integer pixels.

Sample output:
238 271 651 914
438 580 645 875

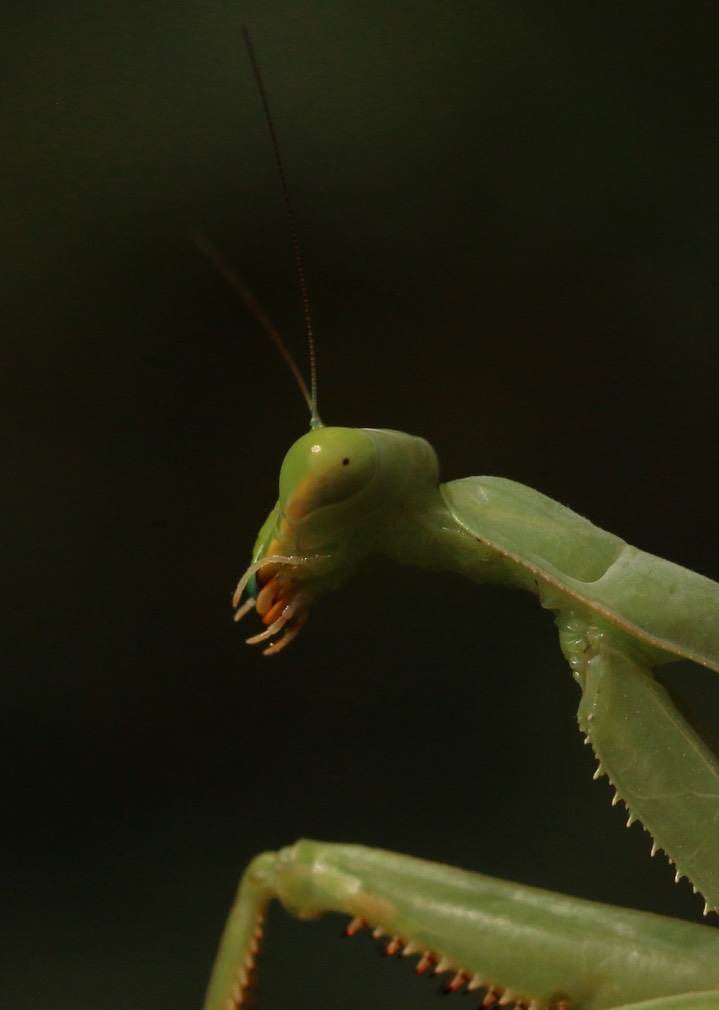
242 27 322 430
193 31 322 428
193 231 315 418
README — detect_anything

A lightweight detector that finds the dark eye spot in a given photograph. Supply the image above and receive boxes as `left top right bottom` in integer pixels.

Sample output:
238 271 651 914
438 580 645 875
342 458 350 466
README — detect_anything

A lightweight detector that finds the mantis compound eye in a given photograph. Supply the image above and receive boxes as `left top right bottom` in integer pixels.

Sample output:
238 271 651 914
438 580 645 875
279 428 376 522
234 427 439 654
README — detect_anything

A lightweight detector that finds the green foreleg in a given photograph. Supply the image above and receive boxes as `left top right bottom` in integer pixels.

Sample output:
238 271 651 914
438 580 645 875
570 617 719 914
202 840 719 1010
202 852 274 1010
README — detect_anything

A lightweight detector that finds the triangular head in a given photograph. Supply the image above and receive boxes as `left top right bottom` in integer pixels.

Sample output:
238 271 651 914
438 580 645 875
233 426 439 653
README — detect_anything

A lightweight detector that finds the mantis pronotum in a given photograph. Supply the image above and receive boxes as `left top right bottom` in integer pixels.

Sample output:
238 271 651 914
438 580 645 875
201 32 719 1010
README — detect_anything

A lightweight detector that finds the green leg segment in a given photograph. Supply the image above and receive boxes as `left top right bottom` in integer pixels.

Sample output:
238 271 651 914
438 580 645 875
560 611 719 915
202 841 719 1010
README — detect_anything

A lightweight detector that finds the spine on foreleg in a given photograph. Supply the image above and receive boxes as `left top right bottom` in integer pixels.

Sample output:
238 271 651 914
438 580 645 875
569 617 719 915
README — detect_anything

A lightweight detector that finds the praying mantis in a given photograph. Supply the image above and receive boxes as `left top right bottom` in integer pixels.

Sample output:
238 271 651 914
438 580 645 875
201 32 719 1010
202 419 719 1010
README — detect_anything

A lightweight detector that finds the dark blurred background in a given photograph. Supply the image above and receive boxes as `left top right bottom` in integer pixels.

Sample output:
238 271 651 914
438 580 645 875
4 2 719 1008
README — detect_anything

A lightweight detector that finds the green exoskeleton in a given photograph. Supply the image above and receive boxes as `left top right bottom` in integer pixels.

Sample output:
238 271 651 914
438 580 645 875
204 421 719 1010
202 31 719 1010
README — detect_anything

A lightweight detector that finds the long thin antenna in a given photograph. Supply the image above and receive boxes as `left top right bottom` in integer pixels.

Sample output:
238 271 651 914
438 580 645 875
192 231 313 414
243 28 322 429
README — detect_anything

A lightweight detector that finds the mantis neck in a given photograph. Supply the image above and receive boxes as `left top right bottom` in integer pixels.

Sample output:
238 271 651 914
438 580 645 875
378 484 535 594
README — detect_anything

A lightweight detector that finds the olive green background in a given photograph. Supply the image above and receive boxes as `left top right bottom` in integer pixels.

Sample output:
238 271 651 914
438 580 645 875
4 3 719 1008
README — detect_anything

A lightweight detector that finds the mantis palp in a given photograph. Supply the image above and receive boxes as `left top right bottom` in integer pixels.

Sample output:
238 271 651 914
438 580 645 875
201 33 719 1010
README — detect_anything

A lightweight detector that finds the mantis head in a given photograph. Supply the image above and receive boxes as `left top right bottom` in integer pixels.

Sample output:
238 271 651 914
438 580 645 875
219 38 443 653
233 425 439 654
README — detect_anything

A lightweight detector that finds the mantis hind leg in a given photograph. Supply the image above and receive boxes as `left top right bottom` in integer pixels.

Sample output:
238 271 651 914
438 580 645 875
565 612 719 914
201 840 719 1010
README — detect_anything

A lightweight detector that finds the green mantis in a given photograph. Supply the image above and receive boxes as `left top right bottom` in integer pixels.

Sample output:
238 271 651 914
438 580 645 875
201 32 719 1010
201 417 719 1010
